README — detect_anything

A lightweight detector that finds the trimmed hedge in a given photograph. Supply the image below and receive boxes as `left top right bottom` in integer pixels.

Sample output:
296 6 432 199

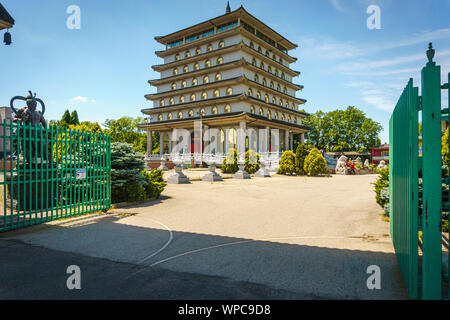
304 148 327 176
295 144 308 175
244 150 260 174
222 148 239 173
278 151 296 175
221 148 261 174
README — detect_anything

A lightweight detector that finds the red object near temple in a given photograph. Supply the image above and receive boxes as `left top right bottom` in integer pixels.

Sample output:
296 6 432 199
371 144 389 164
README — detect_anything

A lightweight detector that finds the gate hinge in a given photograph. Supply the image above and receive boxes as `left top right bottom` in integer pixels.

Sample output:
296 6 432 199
442 83 449 90
417 96 422 110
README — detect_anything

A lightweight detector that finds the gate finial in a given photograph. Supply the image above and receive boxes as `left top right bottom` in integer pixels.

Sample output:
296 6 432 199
426 42 435 63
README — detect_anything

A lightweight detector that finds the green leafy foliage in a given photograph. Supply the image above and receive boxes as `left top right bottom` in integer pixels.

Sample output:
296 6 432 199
70 111 80 126
303 148 327 176
51 122 103 164
111 142 147 203
111 142 146 188
103 117 160 155
69 121 103 133
61 110 71 126
111 182 146 204
221 148 239 173
301 106 382 152
295 144 308 175
373 166 389 208
244 150 260 174
59 109 81 127
278 151 296 175
104 117 148 154
142 169 166 199
380 187 390 217
442 127 448 165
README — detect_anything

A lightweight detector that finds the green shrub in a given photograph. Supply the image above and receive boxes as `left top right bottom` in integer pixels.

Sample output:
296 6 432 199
295 144 308 175
442 127 449 165
245 150 260 174
373 166 389 208
111 142 146 203
442 216 449 233
142 169 166 199
278 150 296 175
222 148 239 173
111 181 146 203
304 148 327 176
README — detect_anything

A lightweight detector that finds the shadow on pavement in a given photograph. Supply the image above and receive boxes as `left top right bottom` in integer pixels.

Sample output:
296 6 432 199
0 212 408 300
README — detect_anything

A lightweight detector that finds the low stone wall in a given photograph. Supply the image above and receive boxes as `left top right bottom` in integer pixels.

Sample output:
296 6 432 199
355 168 376 175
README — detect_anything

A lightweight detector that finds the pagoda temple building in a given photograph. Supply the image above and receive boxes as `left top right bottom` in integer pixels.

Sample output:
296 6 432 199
139 4 310 168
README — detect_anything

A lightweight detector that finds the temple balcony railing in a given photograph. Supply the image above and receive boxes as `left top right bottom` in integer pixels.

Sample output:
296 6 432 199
145 151 283 170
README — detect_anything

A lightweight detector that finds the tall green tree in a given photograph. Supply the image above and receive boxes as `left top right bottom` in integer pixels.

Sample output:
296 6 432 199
301 106 382 152
70 110 80 125
104 116 159 154
61 110 71 127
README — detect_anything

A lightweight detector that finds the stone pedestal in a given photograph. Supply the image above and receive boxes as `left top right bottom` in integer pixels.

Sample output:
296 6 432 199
158 160 168 171
202 164 223 182
167 164 190 184
255 162 270 177
233 163 250 179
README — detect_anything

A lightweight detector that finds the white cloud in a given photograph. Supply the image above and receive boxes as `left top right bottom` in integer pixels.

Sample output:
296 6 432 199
345 81 398 112
298 30 450 63
70 96 96 103
329 0 346 12
298 37 364 59
344 80 375 88
362 92 395 112
383 29 450 50
336 49 450 76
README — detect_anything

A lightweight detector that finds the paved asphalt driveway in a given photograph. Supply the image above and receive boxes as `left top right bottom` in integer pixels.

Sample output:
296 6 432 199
0 174 408 299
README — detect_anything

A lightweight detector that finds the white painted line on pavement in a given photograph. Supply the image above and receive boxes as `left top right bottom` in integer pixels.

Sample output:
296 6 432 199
150 235 362 267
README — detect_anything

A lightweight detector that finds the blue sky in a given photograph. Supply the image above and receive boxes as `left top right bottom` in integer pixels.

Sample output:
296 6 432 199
1 0 449 143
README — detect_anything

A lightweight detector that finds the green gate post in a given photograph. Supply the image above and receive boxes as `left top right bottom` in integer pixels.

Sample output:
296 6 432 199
421 43 442 300
389 116 393 238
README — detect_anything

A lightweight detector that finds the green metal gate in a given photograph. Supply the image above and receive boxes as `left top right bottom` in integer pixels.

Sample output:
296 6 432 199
390 44 449 300
0 120 111 232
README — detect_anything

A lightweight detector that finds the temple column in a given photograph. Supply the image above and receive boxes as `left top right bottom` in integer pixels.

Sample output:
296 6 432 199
224 127 228 154
169 130 173 154
265 126 270 153
159 132 163 156
285 129 289 152
238 121 246 157
203 124 209 154
146 128 153 158
290 132 293 151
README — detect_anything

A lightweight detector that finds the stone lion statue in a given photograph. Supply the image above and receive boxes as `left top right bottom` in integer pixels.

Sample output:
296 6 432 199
377 160 387 170
364 159 370 168
335 155 348 175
